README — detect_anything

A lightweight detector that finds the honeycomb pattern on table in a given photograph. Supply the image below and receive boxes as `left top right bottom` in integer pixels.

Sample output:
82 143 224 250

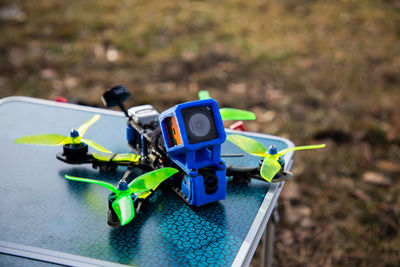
0 101 290 266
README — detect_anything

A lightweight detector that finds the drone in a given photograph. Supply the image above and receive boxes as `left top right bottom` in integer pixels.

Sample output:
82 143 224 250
15 85 325 227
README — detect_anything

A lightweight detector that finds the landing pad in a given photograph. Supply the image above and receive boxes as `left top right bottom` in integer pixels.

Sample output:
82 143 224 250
0 97 293 266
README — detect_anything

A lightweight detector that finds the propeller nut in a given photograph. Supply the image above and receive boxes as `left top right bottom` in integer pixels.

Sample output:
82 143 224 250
268 145 278 155
118 181 129 191
70 129 79 138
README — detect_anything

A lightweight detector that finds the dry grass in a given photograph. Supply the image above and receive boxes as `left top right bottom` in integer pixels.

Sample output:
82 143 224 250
1 0 399 265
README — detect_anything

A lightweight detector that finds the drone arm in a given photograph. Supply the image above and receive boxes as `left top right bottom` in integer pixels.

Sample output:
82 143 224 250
226 165 260 177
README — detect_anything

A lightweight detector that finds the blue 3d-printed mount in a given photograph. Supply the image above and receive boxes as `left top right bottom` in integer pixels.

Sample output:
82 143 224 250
159 99 227 206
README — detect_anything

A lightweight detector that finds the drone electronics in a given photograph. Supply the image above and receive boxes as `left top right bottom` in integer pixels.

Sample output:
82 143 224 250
14 84 326 227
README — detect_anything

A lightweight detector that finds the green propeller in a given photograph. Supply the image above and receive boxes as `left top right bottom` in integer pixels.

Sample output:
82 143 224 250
15 114 111 153
198 90 256 121
92 152 141 164
227 134 326 182
198 90 212 100
65 167 178 226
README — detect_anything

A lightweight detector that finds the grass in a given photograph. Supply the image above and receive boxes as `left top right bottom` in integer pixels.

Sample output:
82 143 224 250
1 0 399 265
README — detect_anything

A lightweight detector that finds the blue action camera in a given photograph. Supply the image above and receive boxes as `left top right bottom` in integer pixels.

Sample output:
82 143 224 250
159 99 227 206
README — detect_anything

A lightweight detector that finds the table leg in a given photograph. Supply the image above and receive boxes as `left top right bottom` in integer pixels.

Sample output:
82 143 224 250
261 205 279 267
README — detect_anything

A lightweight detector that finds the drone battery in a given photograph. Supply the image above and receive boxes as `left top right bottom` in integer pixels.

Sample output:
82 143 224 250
127 105 159 126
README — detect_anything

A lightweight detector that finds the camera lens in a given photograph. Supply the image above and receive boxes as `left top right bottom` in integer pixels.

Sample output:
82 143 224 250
182 106 218 144
203 173 218 194
188 113 211 138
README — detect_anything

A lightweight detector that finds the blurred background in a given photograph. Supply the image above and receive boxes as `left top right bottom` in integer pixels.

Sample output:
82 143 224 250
0 0 399 266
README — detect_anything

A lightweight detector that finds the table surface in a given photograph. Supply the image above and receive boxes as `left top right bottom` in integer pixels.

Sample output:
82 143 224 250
0 97 293 267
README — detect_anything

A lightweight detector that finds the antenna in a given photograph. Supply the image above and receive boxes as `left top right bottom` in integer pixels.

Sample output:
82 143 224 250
102 85 131 118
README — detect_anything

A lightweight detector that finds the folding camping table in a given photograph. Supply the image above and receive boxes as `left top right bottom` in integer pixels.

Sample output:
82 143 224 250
0 97 293 266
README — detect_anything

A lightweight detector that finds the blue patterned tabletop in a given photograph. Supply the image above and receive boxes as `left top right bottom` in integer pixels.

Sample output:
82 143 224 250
0 97 293 266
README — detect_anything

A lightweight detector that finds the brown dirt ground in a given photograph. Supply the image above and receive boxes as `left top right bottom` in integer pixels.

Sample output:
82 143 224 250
1 0 399 266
